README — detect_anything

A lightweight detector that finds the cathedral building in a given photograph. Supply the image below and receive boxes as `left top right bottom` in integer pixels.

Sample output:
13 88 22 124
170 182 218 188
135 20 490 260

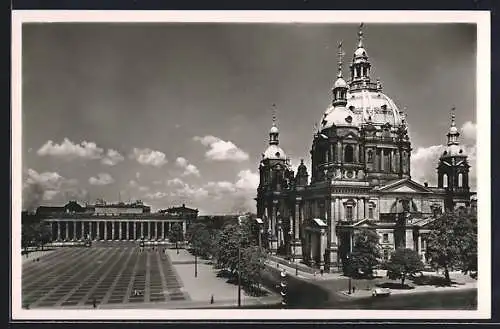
255 24 475 272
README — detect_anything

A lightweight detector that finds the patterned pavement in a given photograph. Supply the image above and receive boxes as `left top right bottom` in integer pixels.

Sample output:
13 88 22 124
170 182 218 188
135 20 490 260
22 244 188 308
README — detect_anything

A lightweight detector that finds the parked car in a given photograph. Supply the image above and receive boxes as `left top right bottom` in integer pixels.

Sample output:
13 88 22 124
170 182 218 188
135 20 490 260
372 288 391 297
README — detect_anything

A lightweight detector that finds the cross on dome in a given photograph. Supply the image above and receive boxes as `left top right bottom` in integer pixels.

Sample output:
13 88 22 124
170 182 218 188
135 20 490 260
358 23 364 48
337 41 345 78
447 106 460 145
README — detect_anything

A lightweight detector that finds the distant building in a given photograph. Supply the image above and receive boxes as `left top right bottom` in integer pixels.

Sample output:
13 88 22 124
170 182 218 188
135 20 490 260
36 200 197 242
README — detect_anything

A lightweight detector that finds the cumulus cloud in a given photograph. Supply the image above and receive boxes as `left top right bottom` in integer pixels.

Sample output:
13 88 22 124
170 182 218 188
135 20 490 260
234 169 259 191
157 169 259 214
37 138 104 160
411 144 476 190
130 148 168 167
36 138 127 168
145 191 169 200
193 135 249 162
175 157 201 177
167 178 184 187
411 145 444 186
203 169 259 213
89 173 115 186
101 149 125 166
22 169 84 210
175 157 188 167
461 121 476 141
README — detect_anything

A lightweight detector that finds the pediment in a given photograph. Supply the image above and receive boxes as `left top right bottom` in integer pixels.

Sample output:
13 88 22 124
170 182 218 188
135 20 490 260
377 179 433 193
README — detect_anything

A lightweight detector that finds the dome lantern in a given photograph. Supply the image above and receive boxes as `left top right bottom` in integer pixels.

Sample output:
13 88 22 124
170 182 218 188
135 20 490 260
447 107 460 146
332 41 348 107
269 105 279 145
263 104 287 161
350 23 373 89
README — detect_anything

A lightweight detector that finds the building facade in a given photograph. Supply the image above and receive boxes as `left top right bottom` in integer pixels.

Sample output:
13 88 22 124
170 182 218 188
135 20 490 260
38 201 198 242
255 24 475 272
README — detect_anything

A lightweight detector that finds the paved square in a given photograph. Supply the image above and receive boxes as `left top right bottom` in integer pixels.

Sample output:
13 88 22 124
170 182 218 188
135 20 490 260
22 245 188 308
22 245 280 309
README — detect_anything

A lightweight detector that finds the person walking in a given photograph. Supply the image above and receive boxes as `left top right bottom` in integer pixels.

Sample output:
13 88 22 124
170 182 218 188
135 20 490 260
92 298 97 309
210 294 214 304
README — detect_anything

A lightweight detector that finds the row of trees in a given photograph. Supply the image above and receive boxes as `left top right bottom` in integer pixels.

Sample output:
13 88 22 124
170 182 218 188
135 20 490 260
22 213 52 250
345 209 477 286
186 214 267 294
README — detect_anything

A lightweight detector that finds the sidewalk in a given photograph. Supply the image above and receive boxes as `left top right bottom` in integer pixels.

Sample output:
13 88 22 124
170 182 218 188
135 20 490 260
22 249 57 264
265 258 344 281
95 294 281 309
164 249 280 306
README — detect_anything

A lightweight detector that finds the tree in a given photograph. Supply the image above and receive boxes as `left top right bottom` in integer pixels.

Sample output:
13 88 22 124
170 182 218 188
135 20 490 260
190 223 213 258
456 211 477 277
168 223 184 254
240 245 267 293
213 224 251 274
349 228 382 278
426 210 477 283
385 248 424 288
22 218 52 250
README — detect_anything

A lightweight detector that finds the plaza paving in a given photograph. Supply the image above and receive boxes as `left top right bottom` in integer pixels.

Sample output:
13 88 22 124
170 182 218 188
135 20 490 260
22 244 189 308
22 244 280 309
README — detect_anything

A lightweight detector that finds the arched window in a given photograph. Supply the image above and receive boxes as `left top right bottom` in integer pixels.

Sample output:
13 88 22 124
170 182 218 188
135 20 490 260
442 174 448 188
458 173 463 187
367 150 373 163
344 145 354 163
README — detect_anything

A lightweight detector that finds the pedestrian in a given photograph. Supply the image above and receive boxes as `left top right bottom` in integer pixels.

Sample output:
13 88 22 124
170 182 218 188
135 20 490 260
210 294 214 304
92 298 97 309
320 268 324 276
352 286 356 293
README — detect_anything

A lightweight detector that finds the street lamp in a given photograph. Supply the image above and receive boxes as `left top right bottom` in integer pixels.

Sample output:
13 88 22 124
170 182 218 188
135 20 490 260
194 246 198 278
236 224 244 308
255 218 264 248
346 254 352 294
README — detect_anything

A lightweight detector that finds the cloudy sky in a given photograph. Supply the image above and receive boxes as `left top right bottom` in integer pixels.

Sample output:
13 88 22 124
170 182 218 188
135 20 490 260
21 22 477 214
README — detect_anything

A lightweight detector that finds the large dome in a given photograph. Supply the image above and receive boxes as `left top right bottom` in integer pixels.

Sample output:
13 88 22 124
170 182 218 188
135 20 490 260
346 89 404 127
263 144 287 160
321 105 361 129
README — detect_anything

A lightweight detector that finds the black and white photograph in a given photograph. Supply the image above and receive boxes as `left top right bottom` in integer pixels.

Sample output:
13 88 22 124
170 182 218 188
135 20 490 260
11 11 490 320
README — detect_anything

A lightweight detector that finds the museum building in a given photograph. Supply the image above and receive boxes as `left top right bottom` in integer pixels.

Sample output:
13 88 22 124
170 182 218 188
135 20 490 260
37 200 198 242
255 24 476 272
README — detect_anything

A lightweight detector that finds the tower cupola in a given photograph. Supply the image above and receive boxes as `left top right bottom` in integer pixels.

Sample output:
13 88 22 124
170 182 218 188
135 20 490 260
332 41 348 107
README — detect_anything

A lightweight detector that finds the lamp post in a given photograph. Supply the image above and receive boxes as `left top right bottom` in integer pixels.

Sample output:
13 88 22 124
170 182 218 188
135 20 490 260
346 254 352 294
280 269 288 308
237 238 241 307
236 224 243 308
194 247 198 278
255 218 264 249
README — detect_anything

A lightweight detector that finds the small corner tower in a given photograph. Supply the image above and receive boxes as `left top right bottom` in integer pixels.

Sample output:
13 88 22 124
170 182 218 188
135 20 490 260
437 107 471 211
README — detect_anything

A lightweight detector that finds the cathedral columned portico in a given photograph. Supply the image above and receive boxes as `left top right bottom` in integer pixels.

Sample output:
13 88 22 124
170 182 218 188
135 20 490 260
255 24 475 272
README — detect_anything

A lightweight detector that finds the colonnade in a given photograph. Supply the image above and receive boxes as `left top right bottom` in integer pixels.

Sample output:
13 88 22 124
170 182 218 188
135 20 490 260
48 220 187 241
